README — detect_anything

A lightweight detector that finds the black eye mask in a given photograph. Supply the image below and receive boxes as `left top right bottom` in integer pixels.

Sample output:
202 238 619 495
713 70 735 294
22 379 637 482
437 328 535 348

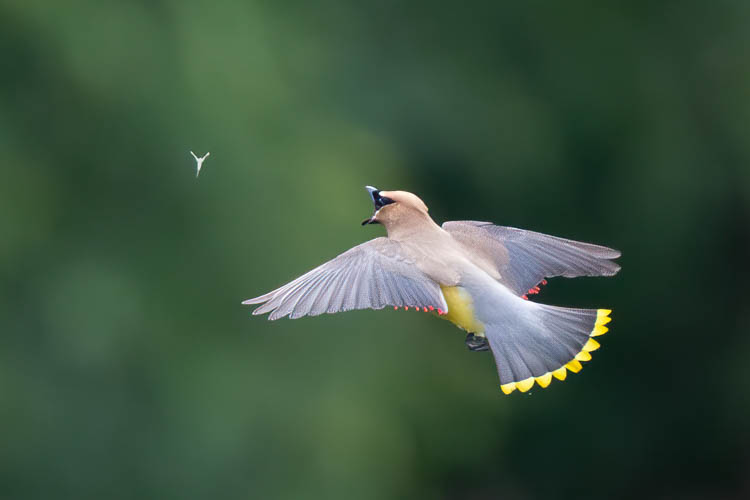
362 186 395 225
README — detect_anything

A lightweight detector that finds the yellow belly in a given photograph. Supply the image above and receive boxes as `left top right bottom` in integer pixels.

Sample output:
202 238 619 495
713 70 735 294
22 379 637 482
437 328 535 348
439 286 485 334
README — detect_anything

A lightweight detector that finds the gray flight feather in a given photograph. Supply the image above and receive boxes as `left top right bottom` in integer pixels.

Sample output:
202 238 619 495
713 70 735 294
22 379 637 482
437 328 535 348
443 221 621 296
243 238 449 320
485 305 598 384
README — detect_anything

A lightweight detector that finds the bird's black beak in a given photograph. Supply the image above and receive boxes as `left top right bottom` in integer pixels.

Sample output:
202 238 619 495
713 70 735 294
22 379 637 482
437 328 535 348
361 185 393 225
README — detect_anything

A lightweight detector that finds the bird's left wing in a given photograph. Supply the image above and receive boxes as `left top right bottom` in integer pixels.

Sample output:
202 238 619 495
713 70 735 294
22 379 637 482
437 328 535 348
244 238 448 320
443 220 621 297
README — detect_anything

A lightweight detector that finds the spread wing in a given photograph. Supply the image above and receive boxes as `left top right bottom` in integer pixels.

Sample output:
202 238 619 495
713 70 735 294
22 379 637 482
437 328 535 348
443 221 621 296
243 238 448 320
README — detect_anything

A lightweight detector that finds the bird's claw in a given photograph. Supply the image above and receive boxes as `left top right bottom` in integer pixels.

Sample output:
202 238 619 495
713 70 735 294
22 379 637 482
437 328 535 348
465 333 490 352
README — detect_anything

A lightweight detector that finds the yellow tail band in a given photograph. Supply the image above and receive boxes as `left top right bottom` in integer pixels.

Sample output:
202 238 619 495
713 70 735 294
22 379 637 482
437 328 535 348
500 309 612 395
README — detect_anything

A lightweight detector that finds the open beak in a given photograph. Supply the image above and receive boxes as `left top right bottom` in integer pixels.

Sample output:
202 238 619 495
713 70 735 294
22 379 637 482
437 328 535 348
361 185 381 225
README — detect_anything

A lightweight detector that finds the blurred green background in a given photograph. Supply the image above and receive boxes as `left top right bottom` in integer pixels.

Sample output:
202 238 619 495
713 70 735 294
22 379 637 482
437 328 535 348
2 1 749 498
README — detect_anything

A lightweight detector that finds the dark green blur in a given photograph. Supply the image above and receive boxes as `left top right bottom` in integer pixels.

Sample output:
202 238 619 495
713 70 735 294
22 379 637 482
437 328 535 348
1 1 749 499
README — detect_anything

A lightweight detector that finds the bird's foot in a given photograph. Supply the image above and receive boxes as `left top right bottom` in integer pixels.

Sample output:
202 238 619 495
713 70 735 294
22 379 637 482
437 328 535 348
465 333 489 352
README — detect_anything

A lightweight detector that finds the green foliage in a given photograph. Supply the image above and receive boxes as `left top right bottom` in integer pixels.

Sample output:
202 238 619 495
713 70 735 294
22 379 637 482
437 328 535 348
1 1 749 498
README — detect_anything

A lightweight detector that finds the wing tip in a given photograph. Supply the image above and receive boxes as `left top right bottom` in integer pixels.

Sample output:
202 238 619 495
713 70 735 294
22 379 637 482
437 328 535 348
605 262 622 276
243 294 272 305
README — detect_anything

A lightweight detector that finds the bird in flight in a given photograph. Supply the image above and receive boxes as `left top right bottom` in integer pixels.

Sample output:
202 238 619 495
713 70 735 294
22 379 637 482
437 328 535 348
190 151 210 177
244 186 620 394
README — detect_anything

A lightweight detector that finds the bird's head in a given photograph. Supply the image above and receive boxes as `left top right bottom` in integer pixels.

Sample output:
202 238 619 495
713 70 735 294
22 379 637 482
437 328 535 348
361 186 431 234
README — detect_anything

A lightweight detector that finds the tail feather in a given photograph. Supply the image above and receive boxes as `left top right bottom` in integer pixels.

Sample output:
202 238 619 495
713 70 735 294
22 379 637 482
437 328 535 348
485 306 612 394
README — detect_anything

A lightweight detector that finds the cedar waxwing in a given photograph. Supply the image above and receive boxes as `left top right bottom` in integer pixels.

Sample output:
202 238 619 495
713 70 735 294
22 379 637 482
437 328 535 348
244 187 620 394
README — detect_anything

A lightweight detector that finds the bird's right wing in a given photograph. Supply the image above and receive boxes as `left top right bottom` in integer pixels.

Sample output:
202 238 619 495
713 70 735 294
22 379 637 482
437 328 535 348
443 221 621 296
244 238 448 320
